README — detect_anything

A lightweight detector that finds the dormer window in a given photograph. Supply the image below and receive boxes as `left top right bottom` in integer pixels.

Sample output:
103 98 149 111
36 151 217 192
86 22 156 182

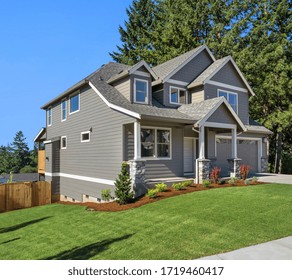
218 90 238 113
134 78 148 104
169 86 188 105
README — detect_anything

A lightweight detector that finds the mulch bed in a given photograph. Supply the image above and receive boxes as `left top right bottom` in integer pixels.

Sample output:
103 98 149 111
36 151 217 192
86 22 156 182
58 180 265 212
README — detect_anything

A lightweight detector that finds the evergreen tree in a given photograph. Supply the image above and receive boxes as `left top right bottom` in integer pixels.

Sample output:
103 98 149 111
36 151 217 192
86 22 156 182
0 145 14 174
110 0 156 65
114 162 133 204
10 131 30 173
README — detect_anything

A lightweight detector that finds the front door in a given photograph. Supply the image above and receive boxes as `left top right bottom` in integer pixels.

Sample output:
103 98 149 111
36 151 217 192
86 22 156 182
184 138 196 175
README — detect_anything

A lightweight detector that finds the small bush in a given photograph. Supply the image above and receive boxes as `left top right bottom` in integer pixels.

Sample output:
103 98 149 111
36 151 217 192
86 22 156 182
245 179 252 185
240 164 251 180
210 166 221 184
252 176 258 183
218 179 225 185
172 182 185 190
228 177 238 186
155 182 167 192
181 180 193 188
101 189 112 201
147 188 159 198
202 180 211 188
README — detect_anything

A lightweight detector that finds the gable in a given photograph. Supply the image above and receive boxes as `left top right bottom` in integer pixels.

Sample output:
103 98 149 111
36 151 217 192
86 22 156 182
206 103 237 125
210 61 247 89
170 49 214 83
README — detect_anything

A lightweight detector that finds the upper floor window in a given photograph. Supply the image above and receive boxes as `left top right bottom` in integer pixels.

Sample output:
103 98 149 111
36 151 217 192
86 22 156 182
170 86 188 105
134 78 148 104
218 90 238 113
141 127 171 159
69 93 80 114
47 107 52 126
61 99 67 121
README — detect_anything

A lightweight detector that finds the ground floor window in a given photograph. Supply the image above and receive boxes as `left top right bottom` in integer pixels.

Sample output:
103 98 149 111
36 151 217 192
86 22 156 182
141 127 171 159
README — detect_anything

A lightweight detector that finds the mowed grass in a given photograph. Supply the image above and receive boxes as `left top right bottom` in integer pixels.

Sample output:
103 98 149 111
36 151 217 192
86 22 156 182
0 184 292 260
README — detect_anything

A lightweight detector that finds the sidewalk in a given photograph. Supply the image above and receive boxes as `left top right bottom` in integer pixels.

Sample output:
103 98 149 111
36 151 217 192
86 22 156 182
196 236 292 260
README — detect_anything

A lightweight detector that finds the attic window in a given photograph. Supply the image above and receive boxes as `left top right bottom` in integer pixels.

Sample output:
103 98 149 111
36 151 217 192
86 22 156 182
169 86 188 105
134 78 148 104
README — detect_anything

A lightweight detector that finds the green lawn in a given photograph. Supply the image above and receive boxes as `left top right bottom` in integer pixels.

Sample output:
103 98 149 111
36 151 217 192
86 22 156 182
0 183 292 260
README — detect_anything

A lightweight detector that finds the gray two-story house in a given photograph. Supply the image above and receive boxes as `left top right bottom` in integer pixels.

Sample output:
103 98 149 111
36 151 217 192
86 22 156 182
35 45 271 202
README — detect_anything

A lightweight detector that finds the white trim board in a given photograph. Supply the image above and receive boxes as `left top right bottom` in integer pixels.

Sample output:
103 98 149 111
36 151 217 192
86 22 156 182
34 127 46 142
206 80 248 93
167 79 189 86
44 172 115 185
89 81 141 119
133 70 151 78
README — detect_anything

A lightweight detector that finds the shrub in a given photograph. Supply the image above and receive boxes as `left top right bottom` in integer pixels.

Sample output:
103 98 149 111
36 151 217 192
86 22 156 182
114 162 133 205
210 166 221 184
147 188 159 198
172 182 185 190
155 182 167 192
240 164 251 180
252 176 258 183
245 179 252 185
181 180 193 188
228 177 238 186
101 189 112 201
218 179 225 185
202 180 211 188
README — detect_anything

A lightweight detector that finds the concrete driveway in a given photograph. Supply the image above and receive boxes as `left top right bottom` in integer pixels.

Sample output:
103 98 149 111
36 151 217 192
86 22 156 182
196 236 292 260
255 173 292 184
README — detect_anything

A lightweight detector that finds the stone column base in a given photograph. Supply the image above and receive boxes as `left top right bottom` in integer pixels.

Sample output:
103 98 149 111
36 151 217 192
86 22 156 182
261 157 268 172
196 158 210 184
128 160 146 197
227 158 242 178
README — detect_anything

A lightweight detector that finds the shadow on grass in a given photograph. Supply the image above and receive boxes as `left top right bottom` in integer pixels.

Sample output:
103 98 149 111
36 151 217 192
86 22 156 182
44 233 135 260
0 217 52 234
0 237 21 245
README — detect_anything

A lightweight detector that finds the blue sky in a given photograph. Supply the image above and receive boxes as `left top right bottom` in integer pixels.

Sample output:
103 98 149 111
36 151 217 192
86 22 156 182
0 0 133 148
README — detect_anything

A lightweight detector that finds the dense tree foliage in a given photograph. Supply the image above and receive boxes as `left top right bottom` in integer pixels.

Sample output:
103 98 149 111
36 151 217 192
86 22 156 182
0 131 37 174
111 0 292 173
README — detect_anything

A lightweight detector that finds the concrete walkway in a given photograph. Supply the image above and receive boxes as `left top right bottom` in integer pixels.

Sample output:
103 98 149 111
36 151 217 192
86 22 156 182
256 173 292 184
197 236 292 260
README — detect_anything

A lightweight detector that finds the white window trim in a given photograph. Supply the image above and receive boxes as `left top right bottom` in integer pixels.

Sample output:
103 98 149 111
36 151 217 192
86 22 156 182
217 89 238 114
48 107 52 127
134 78 149 104
69 92 80 115
61 99 67 121
141 126 172 160
169 86 188 105
81 131 91 143
61 136 67 149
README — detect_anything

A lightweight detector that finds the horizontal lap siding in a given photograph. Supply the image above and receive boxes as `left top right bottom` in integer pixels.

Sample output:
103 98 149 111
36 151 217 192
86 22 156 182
207 105 237 124
205 83 249 124
112 77 131 101
46 85 134 200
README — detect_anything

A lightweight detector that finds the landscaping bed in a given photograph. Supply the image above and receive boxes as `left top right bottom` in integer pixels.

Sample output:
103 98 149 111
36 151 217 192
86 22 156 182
59 179 265 212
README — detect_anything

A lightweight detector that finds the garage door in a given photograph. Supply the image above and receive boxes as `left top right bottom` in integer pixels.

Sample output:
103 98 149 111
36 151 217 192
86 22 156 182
216 138 258 176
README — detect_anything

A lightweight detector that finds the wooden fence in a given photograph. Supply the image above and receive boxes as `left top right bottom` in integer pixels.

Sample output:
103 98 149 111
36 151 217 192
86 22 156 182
0 181 51 212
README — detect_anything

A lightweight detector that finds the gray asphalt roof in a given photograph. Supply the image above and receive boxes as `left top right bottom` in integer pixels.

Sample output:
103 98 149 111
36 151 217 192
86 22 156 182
188 56 229 88
153 46 203 80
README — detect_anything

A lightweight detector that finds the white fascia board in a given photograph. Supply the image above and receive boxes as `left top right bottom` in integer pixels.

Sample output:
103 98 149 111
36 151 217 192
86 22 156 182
195 98 246 132
204 56 255 96
206 80 248 93
163 45 210 83
89 81 141 119
34 127 46 142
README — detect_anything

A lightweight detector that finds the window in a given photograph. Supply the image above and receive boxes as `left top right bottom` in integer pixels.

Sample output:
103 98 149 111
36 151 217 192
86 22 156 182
61 99 67 121
81 131 90 143
170 86 188 104
69 93 80 114
141 127 171 159
61 136 67 149
134 79 148 104
218 90 238 113
47 107 52 126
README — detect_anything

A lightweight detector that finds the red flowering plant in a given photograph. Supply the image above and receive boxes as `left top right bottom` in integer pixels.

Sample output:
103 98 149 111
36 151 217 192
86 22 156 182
240 164 251 180
210 166 221 184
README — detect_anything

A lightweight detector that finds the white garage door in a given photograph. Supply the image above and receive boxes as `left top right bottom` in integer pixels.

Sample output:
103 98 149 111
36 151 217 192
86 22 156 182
216 138 259 176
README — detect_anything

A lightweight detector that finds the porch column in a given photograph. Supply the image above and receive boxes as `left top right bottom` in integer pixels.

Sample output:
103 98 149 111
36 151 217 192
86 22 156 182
134 120 141 160
231 127 237 158
199 125 205 159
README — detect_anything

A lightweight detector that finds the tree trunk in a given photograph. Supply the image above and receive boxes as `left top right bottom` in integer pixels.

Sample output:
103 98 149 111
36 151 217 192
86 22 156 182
274 132 282 174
